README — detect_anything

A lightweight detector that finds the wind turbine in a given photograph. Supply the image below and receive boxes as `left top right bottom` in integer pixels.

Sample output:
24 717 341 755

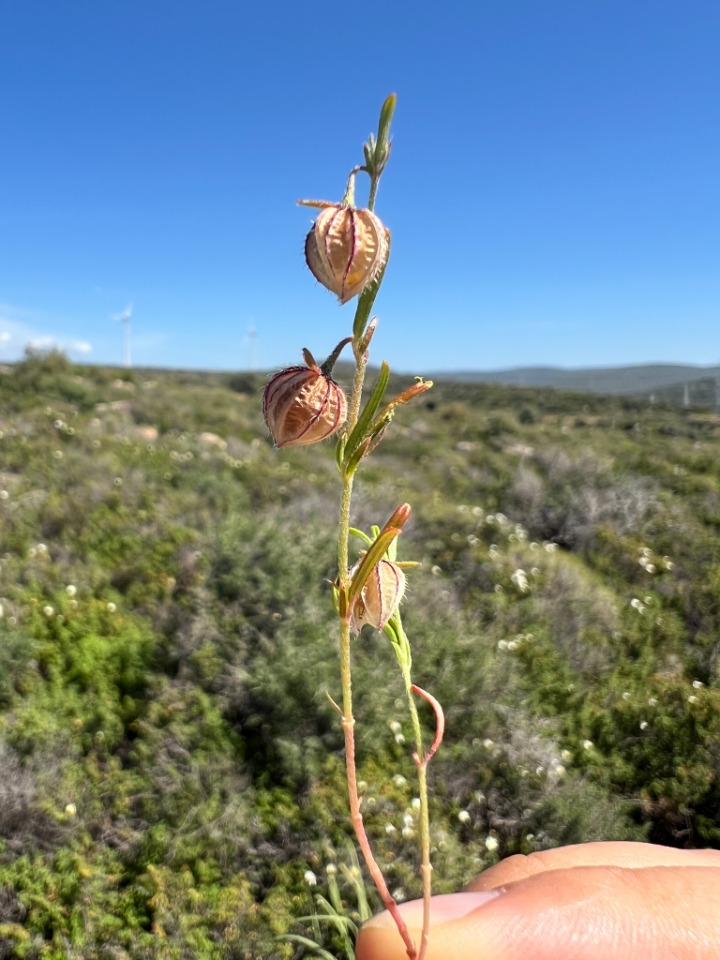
114 304 133 368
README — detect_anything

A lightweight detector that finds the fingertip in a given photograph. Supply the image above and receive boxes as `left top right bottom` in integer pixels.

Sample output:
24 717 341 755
356 892 500 960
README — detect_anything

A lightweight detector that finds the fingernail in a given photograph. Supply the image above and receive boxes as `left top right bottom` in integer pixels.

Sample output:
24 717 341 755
363 891 501 930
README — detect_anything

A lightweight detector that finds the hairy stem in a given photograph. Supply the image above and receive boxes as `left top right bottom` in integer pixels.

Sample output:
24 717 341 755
337 351 417 958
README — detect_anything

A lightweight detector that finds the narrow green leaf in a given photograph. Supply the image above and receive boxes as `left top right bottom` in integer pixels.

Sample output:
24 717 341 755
344 436 371 478
343 362 390 467
349 527 374 547
279 934 338 960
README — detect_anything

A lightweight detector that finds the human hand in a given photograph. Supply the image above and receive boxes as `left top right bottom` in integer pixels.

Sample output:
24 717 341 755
355 841 720 959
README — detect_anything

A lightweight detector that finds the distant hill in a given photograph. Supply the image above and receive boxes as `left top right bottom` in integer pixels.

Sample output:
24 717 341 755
433 363 720 397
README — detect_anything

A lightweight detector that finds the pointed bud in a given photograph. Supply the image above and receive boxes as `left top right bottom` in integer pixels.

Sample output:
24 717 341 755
263 355 347 448
305 205 389 304
351 559 406 633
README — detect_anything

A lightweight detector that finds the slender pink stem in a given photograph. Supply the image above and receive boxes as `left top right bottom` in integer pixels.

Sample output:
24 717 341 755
411 685 446 768
340 693 417 958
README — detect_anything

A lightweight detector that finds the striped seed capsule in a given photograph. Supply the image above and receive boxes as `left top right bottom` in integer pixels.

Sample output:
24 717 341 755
351 559 406 633
263 353 347 448
305 205 388 304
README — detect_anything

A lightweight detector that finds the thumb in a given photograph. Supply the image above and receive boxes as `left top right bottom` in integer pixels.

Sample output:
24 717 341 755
356 863 720 960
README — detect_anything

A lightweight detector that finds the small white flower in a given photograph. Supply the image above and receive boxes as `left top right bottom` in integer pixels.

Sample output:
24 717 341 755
640 721 649 731
582 739 594 751
560 749 572 763
0 490 9 500
622 692 631 701
43 605 54 617
389 720 402 734
392 774 407 787
411 797 421 810
303 870 317 887
326 863 337 876
107 602 117 613
554 764 566 777
692 680 704 689
458 810 471 824
385 823 397 835
394 733 405 745
64 803 77 817
482 739 495 750
485 836 499 852
688 695 699 704
648 697 658 706
65 585 77 597
402 826 415 839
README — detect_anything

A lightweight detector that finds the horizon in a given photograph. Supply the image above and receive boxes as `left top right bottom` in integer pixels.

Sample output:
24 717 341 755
7 349 720 380
2 2 719 372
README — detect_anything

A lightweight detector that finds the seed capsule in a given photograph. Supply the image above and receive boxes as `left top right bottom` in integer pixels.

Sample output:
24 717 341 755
351 559 406 632
305 205 388 304
263 356 347 448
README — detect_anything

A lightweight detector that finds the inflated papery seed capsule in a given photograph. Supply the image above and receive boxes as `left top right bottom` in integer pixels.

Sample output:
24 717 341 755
263 356 347 448
305 205 388 304
351 559 406 633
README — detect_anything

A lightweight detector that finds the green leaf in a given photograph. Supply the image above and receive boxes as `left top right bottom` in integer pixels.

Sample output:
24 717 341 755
279 933 338 960
343 362 390 468
349 527 374 547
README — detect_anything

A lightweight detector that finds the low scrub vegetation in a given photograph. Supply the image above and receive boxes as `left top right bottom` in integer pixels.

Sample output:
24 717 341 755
1 350 719 957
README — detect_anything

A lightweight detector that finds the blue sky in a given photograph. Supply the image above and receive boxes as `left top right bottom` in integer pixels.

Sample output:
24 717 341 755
2 0 719 374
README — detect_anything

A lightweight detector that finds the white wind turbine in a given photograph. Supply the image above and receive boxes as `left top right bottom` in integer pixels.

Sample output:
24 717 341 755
114 304 134 368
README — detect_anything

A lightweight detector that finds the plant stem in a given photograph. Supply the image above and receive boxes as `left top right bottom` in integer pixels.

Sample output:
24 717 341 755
337 343 417 959
397 629 432 960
